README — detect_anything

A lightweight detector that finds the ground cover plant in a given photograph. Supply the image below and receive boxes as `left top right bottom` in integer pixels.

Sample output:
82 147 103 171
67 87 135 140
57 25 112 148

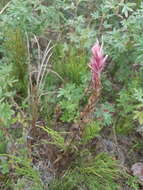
0 0 143 189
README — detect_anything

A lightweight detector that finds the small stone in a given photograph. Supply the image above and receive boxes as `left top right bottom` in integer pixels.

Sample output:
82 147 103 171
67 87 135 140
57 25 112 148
131 162 143 181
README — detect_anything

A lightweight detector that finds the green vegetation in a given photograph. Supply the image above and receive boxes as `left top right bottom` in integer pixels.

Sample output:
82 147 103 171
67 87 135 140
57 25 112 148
0 0 143 189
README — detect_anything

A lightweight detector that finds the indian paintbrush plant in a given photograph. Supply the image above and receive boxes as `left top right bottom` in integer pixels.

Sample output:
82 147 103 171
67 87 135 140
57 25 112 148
48 39 109 169
41 40 123 188
78 40 108 135
89 40 108 90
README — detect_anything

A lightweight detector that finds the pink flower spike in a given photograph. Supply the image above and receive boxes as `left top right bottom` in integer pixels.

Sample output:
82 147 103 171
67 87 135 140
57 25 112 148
89 40 108 89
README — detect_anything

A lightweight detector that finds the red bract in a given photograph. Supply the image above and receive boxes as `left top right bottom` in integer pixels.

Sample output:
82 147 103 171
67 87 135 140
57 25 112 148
89 40 108 89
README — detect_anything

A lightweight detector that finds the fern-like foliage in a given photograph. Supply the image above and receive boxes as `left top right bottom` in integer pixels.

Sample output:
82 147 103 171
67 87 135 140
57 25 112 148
40 126 67 150
82 121 101 143
49 153 121 190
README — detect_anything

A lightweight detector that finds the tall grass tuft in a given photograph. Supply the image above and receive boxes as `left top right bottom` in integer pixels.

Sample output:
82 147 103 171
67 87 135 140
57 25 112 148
53 44 88 85
4 27 28 95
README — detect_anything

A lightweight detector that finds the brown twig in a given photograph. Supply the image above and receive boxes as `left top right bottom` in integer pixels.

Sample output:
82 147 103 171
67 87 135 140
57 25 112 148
98 14 105 33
